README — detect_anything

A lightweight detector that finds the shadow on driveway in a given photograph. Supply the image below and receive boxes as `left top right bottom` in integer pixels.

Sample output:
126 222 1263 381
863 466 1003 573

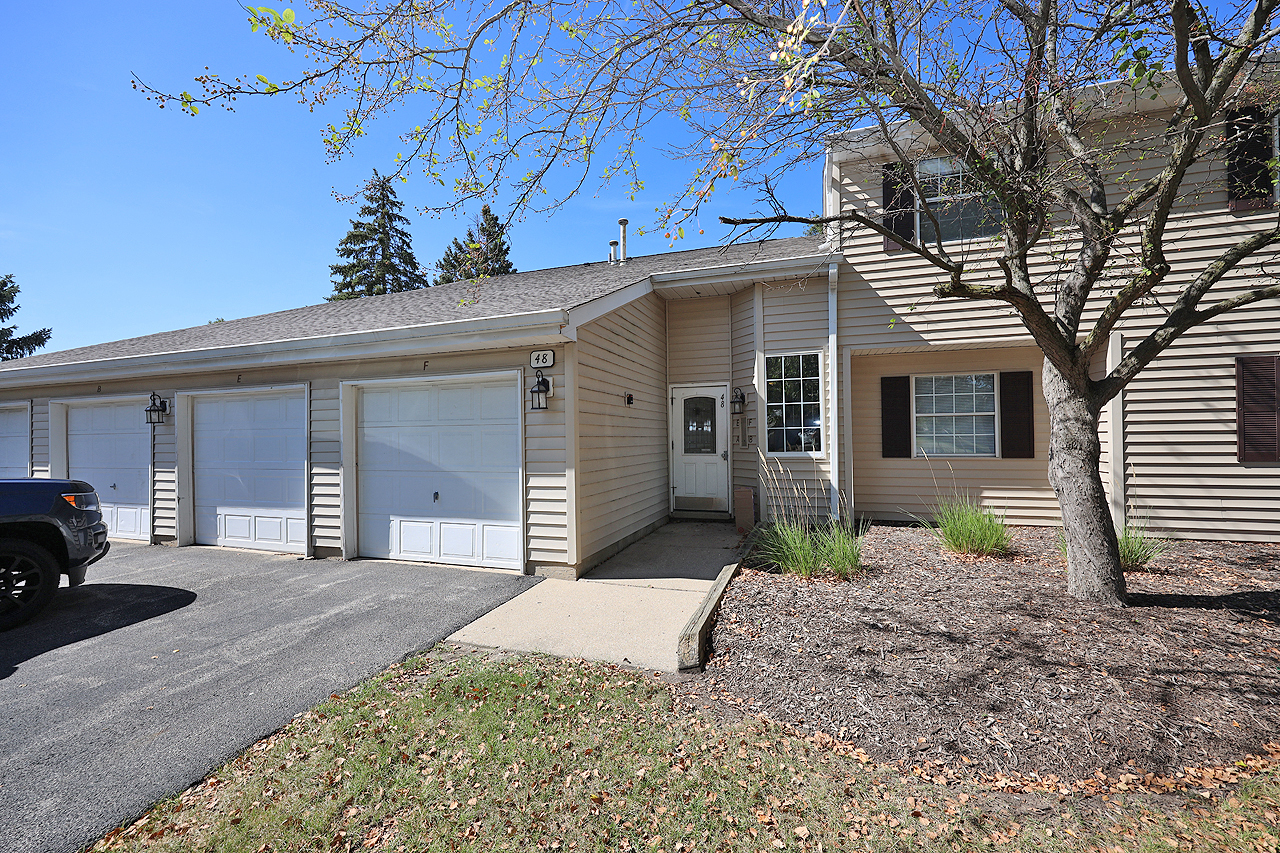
0 583 197 679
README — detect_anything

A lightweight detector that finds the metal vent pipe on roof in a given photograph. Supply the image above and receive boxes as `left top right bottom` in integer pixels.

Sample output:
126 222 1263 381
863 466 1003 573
618 218 628 263
609 240 618 264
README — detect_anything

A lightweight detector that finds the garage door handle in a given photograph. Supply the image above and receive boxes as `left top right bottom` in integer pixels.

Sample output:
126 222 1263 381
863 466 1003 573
433 491 439 502
110 483 117 490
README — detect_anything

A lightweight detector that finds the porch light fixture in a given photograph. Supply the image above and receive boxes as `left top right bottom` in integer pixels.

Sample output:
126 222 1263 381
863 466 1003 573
529 370 551 411
145 392 169 425
730 387 746 415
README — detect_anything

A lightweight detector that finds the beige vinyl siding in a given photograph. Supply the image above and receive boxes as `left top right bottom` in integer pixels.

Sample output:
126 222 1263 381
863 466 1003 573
575 292 668 564
849 347 1056 524
730 287 758 519
0 346 571 569
761 281 833 518
30 400 48 478
1115 303 1280 541
152 412 177 540
309 380 341 554
667 296 730 384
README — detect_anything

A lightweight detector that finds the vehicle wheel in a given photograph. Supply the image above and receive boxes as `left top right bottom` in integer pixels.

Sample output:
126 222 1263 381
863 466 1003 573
0 539 60 631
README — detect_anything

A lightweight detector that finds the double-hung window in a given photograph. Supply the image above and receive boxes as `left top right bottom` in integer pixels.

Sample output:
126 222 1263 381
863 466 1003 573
881 157 1003 249
1227 108 1280 211
881 371 1035 459
913 373 997 456
765 353 823 455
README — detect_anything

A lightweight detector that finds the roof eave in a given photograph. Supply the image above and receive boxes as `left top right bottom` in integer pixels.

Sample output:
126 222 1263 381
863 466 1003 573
0 309 571 390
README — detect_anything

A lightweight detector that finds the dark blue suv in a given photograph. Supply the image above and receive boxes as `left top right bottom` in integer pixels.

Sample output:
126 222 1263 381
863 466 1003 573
0 479 110 630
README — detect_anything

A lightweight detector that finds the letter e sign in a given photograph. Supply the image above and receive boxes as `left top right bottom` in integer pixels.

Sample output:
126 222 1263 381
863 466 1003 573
529 350 555 369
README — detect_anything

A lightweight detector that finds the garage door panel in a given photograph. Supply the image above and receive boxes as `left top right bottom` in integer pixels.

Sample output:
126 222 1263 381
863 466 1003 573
438 387 474 420
480 428 520 468
439 523 477 560
483 524 520 563
480 385 518 420
358 377 521 569
194 390 306 554
397 389 432 421
399 520 435 557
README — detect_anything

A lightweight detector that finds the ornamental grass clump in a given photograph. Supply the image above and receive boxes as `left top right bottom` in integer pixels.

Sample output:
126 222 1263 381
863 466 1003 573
752 452 866 579
1056 516 1169 571
922 492 1012 557
752 519 866 579
1117 517 1169 571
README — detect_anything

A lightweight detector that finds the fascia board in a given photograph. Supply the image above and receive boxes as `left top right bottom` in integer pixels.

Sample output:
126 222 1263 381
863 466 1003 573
828 82 1182 163
563 277 654 337
0 310 571 389
649 253 840 289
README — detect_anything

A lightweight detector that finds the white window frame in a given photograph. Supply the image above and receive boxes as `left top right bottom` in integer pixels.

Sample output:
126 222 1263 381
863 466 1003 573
915 157 1002 245
910 371 1002 459
763 350 826 459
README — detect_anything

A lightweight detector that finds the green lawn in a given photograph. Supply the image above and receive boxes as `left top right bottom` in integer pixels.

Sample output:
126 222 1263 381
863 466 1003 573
90 650 1280 853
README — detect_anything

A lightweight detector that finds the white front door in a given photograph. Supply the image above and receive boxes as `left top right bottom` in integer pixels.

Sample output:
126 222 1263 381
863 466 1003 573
67 401 151 540
356 376 522 570
192 390 307 553
670 384 729 512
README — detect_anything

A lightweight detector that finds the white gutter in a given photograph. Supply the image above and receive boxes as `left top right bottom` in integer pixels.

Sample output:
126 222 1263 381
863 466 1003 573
0 309 571 389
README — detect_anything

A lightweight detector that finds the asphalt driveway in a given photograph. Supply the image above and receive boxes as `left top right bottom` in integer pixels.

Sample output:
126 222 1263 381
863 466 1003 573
0 542 539 853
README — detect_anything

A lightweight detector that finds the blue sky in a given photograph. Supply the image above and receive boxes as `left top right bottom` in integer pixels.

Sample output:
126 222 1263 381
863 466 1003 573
0 3 820 354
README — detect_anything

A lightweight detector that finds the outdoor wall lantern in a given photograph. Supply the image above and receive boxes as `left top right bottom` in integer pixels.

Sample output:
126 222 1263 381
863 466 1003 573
529 370 551 411
145 392 170 425
730 387 746 415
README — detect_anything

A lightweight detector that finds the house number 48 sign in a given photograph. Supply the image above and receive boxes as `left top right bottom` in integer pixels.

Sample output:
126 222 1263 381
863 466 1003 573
529 350 555 368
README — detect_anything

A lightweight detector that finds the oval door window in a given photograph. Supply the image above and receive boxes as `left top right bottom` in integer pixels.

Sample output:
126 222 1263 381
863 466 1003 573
683 397 716 454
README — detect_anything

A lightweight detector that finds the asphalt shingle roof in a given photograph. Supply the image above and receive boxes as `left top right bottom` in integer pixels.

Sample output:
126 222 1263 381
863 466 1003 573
5 236 824 371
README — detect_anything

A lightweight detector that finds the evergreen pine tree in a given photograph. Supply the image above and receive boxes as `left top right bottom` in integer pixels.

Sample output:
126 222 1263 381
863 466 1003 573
433 205 517 285
327 170 428 301
0 275 51 360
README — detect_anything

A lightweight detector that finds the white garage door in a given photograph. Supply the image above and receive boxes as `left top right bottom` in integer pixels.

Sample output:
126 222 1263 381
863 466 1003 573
358 376 522 569
0 406 28 478
193 390 306 553
67 401 150 540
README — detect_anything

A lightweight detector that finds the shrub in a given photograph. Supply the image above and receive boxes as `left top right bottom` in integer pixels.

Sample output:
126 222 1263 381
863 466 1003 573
921 492 1011 556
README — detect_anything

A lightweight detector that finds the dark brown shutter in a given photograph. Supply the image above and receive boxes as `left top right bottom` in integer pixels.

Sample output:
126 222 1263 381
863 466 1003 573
999 371 1035 458
1227 108 1274 211
881 376 911 458
882 163 915 251
1237 355 1279 462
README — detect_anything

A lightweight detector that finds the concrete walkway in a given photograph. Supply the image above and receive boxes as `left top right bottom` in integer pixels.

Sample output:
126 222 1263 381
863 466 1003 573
448 521 742 672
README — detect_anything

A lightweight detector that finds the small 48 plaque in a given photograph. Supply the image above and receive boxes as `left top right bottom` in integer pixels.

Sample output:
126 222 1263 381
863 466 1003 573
529 350 555 369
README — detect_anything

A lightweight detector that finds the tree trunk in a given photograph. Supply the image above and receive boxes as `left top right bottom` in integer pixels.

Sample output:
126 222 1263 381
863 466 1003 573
1041 358 1127 605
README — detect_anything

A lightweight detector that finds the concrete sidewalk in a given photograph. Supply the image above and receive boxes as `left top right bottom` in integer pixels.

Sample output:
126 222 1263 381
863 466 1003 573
448 522 742 671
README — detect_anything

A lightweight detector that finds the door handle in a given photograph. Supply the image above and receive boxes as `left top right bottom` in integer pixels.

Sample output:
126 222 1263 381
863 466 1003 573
720 451 728 460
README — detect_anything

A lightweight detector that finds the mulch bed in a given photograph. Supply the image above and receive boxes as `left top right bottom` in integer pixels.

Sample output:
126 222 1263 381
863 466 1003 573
669 524 1280 786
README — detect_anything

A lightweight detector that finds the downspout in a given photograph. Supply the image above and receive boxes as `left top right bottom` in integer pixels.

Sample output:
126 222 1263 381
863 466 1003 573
828 262 840 520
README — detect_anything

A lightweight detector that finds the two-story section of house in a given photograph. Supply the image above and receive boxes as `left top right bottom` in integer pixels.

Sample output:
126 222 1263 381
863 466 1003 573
823 88 1280 542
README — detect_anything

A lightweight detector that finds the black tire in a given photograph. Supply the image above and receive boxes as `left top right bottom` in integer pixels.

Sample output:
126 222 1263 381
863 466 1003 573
0 538 60 631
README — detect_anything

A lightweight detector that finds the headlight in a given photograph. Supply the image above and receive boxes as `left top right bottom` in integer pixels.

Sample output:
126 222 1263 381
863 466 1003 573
62 492 100 511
